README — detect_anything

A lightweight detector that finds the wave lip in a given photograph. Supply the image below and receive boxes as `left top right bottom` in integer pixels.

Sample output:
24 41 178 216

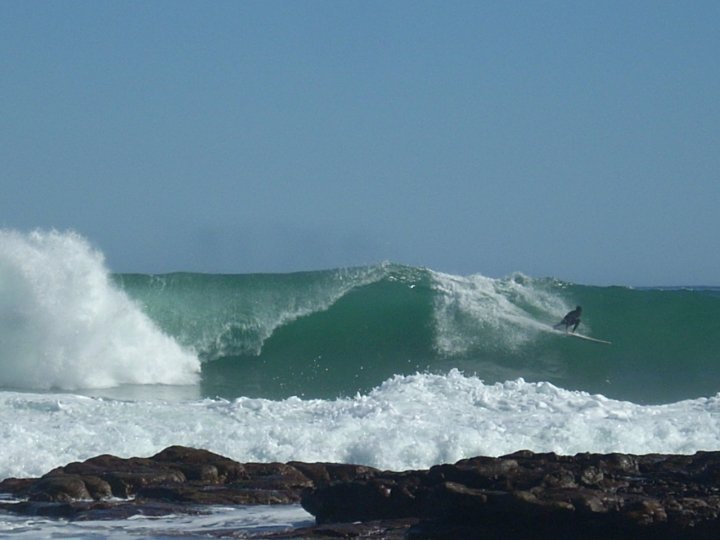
0 230 200 390
115 263 395 361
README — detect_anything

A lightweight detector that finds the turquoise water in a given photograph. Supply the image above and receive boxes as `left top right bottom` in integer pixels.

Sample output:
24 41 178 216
114 264 720 404
2 230 720 539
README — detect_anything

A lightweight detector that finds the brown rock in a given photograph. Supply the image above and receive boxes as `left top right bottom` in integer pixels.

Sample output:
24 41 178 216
5 447 720 539
151 445 247 483
0 477 34 497
28 475 93 502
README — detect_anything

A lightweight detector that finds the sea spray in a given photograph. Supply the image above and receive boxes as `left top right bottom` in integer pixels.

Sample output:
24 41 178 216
0 230 200 389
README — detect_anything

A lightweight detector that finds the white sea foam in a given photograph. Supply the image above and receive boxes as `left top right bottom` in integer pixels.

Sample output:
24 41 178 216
430 270 571 354
2 370 719 480
0 503 312 538
0 230 200 390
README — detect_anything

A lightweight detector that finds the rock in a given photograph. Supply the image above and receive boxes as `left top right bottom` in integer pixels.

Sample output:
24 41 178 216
240 462 313 490
301 473 420 524
135 483 300 505
0 477 34 498
27 475 93 502
151 445 247 483
257 517 420 539
50 453 188 498
4 447 720 538
0 446 316 520
302 450 720 539
288 461 379 485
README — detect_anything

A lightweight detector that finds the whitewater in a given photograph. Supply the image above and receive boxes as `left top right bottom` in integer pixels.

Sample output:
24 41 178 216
1 229 719 488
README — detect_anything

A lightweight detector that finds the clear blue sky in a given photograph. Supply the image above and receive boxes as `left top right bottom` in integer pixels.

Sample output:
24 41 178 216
2 1 718 286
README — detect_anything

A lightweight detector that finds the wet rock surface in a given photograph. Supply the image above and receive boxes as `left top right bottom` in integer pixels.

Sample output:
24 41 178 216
302 450 720 539
2 446 720 538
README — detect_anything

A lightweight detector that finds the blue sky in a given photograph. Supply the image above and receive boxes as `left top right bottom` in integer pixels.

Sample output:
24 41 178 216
1 1 718 285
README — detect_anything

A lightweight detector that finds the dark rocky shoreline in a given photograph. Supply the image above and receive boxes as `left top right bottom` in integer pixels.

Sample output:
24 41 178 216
2 445 720 538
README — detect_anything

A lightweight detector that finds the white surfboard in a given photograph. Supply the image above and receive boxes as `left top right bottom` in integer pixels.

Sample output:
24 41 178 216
553 329 612 345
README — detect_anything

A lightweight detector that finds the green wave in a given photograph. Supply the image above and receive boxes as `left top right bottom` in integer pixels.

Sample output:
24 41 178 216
114 266 720 404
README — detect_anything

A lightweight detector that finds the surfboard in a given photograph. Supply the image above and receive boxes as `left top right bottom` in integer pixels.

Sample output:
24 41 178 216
552 329 612 345
567 332 612 345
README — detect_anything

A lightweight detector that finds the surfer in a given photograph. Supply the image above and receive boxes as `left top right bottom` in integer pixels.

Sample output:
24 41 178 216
554 306 582 333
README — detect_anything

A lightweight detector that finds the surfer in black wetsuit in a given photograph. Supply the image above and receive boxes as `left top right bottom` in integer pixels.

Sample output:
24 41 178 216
554 306 582 333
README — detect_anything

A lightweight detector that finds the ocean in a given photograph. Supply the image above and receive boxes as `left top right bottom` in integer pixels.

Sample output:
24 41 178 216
1 229 720 537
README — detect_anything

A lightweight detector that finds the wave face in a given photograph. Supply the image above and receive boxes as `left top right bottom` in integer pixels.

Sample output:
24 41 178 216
2 230 718 404
1 230 720 483
114 263 720 405
0 230 200 389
